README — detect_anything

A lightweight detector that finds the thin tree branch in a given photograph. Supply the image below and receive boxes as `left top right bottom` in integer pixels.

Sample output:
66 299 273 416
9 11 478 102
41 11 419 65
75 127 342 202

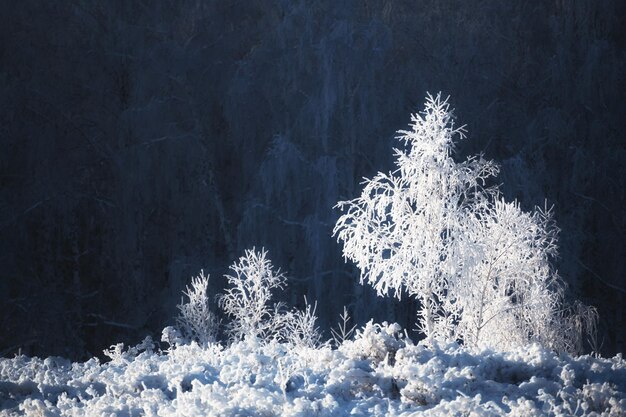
577 259 626 294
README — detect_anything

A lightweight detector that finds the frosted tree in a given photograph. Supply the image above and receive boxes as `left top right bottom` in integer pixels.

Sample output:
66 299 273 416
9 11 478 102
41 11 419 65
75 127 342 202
218 248 286 342
175 271 219 347
334 94 596 352
448 200 561 349
334 93 498 341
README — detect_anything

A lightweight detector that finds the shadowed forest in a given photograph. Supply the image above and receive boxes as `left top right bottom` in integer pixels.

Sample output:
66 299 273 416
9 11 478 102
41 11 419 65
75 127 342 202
1 0 624 360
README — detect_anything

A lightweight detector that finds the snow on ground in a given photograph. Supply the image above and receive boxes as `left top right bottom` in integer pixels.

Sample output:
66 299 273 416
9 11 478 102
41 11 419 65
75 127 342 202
1 322 624 416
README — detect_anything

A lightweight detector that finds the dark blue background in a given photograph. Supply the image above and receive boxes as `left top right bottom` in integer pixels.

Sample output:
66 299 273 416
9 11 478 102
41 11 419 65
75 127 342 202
1 0 624 358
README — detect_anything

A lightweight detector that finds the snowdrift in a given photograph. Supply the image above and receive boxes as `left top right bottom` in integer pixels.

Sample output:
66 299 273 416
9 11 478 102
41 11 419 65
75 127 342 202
1 322 624 416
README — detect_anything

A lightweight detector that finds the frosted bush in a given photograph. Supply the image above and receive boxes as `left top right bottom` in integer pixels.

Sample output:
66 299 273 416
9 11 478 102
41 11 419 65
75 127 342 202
279 298 325 349
334 93 596 353
331 306 357 347
218 248 286 342
103 336 155 364
161 326 184 348
449 199 567 350
175 271 219 347
339 321 405 365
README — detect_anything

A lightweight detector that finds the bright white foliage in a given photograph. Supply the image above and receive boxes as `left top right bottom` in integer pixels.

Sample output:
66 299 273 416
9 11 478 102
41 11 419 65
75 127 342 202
449 199 564 350
172 249 323 348
175 271 219 347
279 299 325 349
334 94 595 352
218 248 287 342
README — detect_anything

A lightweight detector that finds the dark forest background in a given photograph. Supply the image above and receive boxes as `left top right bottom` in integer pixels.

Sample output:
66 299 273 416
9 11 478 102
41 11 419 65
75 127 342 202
1 0 624 360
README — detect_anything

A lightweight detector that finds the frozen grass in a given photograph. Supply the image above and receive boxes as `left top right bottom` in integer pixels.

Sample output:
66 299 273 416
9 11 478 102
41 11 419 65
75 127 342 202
1 322 624 416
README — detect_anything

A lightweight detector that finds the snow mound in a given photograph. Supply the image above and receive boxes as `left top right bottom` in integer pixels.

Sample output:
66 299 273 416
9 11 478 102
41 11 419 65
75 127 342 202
1 323 624 416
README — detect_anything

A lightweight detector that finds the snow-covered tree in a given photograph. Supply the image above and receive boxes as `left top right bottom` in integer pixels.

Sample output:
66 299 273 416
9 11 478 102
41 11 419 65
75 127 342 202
334 93 497 341
218 248 286 342
448 199 567 350
175 271 219 347
334 94 596 352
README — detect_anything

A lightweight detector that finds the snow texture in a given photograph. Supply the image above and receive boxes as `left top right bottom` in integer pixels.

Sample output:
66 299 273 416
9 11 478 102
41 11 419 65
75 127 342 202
1 323 624 416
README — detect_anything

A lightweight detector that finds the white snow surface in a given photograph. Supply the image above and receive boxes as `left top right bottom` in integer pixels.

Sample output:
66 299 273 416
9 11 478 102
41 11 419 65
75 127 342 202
1 322 624 416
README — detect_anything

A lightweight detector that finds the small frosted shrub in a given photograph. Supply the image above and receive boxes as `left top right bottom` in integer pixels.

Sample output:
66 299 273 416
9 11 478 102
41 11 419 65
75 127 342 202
161 326 184 348
218 248 286 342
103 336 155 363
340 321 406 364
176 271 219 347
279 298 324 349
331 306 357 347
